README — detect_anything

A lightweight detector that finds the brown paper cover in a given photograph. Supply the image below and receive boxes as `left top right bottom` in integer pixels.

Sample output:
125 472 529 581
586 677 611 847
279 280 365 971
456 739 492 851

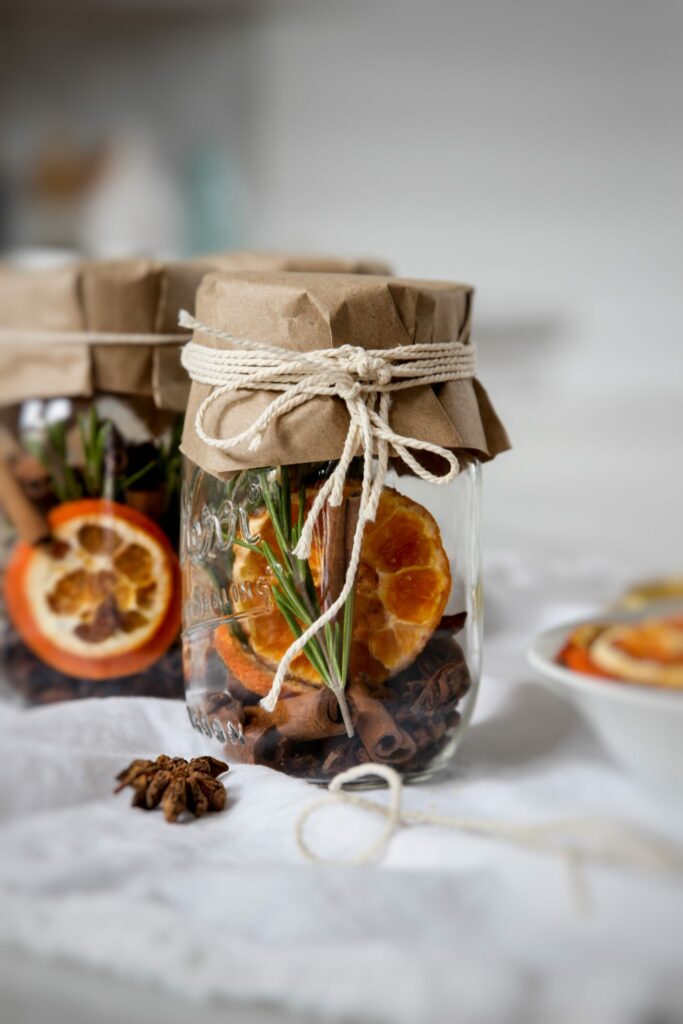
202 251 391 276
0 260 199 411
0 254 390 411
182 271 510 476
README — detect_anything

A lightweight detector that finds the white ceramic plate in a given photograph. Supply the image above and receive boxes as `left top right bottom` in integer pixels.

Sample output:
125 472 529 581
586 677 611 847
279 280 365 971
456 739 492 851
527 609 683 787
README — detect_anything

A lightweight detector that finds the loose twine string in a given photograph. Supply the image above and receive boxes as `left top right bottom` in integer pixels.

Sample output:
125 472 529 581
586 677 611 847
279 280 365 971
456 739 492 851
0 329 190 346
295 764 683 910
180 310 477 714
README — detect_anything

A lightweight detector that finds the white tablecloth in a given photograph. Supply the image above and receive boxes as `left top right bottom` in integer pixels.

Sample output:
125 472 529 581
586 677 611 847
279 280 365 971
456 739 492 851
1 553 682 1024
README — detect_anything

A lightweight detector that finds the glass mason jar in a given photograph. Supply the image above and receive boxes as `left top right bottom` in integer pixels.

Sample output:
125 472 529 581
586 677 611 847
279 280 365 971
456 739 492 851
182 455 481 783
0 395 183 704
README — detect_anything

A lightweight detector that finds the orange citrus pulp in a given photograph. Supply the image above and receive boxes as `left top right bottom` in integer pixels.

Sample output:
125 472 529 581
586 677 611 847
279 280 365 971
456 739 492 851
214 486 451 696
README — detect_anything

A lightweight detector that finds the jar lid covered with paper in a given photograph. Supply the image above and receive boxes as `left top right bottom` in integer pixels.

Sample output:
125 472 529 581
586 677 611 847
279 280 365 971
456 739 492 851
181 270 510 783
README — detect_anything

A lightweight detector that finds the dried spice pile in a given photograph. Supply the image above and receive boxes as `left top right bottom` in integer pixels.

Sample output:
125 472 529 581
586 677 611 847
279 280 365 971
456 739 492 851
115 754 228 822
199 628 470 780
2 626 184 705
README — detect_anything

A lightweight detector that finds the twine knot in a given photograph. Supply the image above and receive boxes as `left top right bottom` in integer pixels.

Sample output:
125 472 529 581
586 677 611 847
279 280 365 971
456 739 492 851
334 374 362 402
335 345 391 384
180 311 477 713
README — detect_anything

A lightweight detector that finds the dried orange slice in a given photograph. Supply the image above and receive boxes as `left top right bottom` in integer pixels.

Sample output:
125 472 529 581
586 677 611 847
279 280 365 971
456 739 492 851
220 491 323 692
5 499 181 680
557 624 613 678
588 616 683 688
216 486 451 695
350 490 451 682
617 577 683 611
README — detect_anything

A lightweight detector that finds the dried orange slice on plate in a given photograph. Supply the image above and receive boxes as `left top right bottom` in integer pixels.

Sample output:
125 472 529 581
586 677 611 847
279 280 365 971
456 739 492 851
557 624 612 678
214 486 451 696
559 615 683 689
5 499 181 680
589 616 683 688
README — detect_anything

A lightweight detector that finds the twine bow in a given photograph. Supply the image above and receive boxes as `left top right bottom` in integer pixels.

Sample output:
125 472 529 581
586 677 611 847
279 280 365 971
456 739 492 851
179 310 477 713
295 764 683 913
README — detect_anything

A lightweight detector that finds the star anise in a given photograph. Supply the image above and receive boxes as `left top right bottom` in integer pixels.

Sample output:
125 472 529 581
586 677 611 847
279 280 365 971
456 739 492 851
115 754 229 822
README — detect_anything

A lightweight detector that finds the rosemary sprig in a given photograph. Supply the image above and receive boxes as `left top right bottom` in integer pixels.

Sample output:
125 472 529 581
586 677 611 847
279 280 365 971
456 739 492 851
122 416 184 508
340 585 355 687
120 459 157 492
239 466 355 736
159 417 184 511
78 407 113 498
26 421 82 503
24 408 185 511
271 590 331 681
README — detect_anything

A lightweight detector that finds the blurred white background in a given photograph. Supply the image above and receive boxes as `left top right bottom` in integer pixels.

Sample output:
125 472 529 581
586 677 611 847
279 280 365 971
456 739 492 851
1 0 681 573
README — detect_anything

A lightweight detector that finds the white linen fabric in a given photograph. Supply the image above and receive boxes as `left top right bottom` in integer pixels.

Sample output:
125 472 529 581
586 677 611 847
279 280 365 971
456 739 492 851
0 552 682 1024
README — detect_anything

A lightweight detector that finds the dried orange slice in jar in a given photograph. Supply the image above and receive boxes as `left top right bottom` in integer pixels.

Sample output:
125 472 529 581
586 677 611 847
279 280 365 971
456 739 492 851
4 499 181 680
215 486 451 695
215 490 324 695
350 489 451 682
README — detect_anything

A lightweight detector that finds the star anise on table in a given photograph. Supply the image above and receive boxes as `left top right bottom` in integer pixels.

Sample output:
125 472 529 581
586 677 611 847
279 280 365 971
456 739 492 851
114 754 229 822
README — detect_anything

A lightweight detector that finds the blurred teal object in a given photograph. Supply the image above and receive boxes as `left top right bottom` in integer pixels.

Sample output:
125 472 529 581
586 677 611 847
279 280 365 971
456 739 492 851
184 146 244 256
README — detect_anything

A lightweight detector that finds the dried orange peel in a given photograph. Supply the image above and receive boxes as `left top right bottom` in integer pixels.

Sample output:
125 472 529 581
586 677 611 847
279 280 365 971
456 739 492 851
558 615 683 689
215 486 451 696
5 499 181 680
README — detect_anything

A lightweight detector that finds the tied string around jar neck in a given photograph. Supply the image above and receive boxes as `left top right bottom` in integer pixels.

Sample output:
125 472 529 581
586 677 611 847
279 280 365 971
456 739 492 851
179 309 477 718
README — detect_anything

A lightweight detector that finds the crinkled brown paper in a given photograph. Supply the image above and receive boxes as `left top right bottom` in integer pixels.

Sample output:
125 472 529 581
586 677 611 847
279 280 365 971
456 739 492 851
182 271 510 476
0 253 390 411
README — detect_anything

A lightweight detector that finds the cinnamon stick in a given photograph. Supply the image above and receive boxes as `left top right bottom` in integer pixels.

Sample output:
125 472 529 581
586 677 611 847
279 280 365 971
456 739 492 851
321 489 362 612
349 678 417 765
244 688 347 743
0 427 21 462
321 501 347 611
0 456 50 545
